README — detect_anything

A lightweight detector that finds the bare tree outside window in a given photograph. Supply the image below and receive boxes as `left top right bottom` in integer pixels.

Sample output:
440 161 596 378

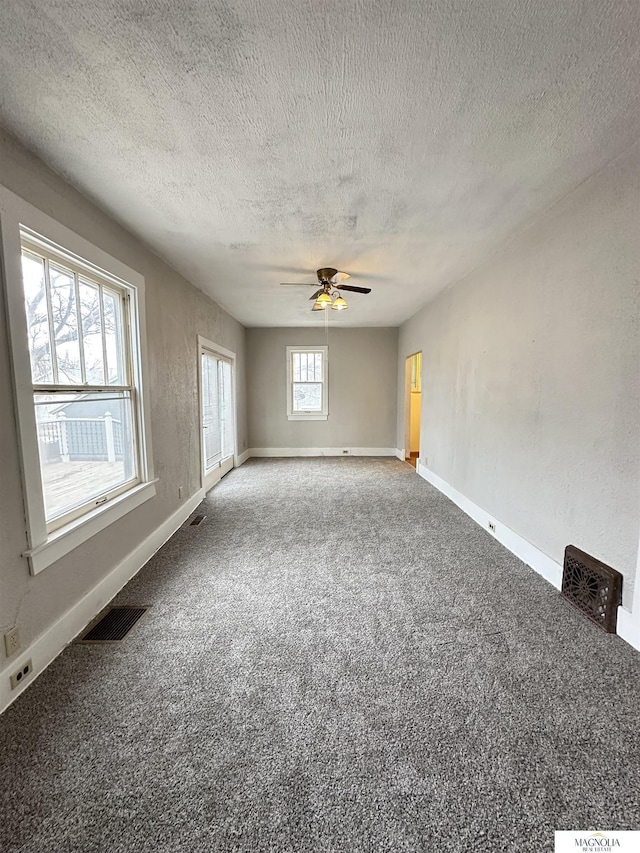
22 252 120 386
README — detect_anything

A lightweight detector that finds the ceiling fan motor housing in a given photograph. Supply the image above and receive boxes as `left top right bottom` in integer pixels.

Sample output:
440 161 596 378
317 267 338 283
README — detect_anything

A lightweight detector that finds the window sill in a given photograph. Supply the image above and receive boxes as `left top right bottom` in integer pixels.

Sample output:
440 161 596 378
23 479 158 575
287 414 328 421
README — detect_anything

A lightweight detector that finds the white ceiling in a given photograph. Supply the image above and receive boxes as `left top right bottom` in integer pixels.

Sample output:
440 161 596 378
1 1 639 327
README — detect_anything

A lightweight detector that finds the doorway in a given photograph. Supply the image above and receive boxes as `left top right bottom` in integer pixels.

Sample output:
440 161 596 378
199 337 236 492
404 352 421 468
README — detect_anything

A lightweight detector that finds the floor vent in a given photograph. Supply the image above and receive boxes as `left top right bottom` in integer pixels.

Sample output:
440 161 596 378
77 606 149 643
190 514 206 526
561 545 622 633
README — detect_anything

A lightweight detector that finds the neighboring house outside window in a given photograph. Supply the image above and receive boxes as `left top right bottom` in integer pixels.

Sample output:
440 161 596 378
286 346 328 420
0 187 155 574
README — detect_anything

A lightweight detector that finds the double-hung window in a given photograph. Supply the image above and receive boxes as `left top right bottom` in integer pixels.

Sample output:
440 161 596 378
286 346 328 420
0 187 155 574
22 235 140 528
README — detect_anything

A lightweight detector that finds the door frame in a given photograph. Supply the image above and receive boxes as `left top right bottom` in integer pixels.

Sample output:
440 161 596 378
197 335 237 493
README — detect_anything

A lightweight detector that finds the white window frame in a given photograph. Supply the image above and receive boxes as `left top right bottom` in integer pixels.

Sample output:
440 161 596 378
0 186 156 575
286 345 328 421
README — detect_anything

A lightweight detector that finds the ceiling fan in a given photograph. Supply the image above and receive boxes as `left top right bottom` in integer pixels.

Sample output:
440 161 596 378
280 267 371 311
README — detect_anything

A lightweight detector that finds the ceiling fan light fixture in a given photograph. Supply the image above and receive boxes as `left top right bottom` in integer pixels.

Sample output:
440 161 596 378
281 266 371 311
331 295 348 310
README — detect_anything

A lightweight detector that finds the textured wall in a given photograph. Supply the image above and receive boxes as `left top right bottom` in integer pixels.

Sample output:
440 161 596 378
248 327 397 450
0 130 247 664
397 141 640 606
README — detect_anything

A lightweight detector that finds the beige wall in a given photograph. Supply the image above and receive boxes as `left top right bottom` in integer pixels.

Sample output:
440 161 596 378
248 327 398 450
397 141 640 607
0 130 247 665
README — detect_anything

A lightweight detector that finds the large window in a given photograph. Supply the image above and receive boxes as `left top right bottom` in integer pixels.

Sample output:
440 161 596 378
286 346 328 420
0 187 155 574
21 236 139 530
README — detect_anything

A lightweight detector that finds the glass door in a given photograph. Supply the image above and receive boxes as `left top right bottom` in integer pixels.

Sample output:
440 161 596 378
200 344 234 492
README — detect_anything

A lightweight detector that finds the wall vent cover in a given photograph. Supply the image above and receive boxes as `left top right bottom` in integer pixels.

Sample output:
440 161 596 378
561 545 622 633
77 606 149 643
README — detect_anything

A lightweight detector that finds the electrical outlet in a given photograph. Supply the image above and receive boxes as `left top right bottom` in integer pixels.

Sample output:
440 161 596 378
4 627 20 657
10 658 33 690
178 486 184 499
488 521 496 533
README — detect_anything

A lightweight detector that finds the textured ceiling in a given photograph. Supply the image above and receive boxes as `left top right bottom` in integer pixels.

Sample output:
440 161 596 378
0 1 639 327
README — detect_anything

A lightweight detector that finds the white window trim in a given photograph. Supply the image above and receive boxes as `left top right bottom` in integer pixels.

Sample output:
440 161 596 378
0 186 156 575
286 345 328 421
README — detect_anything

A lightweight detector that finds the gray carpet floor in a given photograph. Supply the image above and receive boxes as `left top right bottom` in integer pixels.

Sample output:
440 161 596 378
1 458 639 853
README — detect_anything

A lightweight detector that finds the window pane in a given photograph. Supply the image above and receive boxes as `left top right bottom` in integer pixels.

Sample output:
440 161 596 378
21 252 54 384
293 382 322 412
220 360 234 459
78 278 105 384
292 351 324 383
49 263 82 384
34 391 138 522
103 289 126 385
202 353 221 470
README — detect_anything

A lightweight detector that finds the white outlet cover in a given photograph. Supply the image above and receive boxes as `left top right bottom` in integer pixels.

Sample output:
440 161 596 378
10 658 32 690
4 627 20 657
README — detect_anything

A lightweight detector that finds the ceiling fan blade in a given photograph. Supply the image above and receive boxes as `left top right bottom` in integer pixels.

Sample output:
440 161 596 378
337 284 372 294
329 271 350 283
309 288 324 300
280 282 316 286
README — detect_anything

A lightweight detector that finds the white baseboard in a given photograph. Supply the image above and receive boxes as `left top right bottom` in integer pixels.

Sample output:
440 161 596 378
235 449 250 467
416 461 639 651
249 447 396 458
0 488 205 714
616 606 640 651
417 461 563 588
396 448 405 460
617 542 640 649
